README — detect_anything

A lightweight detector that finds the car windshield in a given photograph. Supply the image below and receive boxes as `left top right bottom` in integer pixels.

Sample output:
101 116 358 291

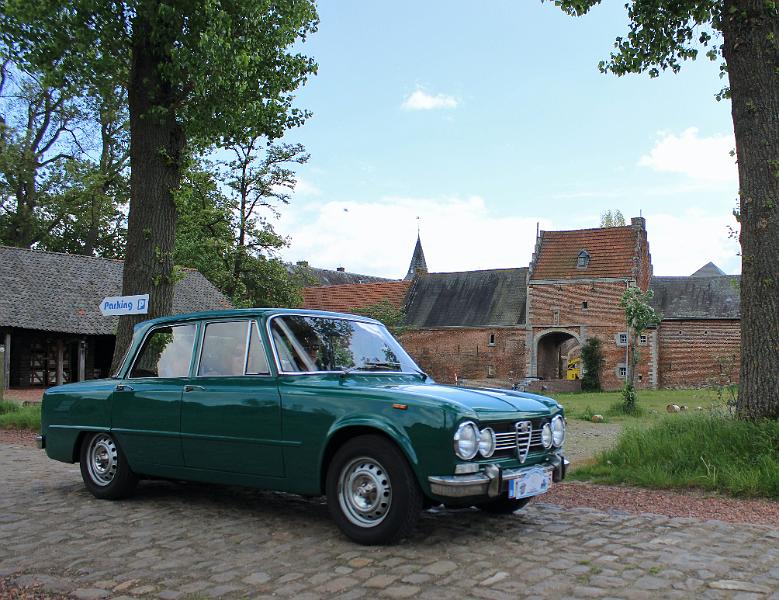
270 315 419 374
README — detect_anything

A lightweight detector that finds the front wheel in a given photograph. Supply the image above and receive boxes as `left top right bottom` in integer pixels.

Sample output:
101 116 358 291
79 432 138 499
476 496 531 514
326 435 423 545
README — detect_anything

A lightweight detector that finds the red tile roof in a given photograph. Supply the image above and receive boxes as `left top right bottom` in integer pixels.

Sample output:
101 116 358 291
302 280 411 313
530 226 639 280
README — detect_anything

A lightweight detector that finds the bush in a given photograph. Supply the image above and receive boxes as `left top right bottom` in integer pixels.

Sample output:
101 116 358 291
572 413 779 498
580 337 604 391
0 401 41 430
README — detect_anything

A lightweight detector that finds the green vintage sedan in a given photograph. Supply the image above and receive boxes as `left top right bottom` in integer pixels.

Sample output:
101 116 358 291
38 308 567 544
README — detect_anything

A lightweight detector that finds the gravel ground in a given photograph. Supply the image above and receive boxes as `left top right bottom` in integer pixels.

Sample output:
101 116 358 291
0 429 37 446
0 576 69 600
562 419 624 466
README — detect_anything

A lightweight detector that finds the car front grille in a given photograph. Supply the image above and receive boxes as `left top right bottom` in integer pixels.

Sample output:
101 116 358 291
491 419 549 460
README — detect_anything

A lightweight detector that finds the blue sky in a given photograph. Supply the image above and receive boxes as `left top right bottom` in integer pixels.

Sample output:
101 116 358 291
275 1 740 278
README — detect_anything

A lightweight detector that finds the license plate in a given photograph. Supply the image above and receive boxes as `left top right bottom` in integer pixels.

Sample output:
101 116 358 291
508 468 551 499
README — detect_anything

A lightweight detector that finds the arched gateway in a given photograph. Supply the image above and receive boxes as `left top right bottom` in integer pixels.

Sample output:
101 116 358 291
532 329 581 380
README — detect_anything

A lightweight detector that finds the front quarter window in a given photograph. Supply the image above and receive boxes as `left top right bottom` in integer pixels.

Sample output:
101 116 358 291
129 324 197 378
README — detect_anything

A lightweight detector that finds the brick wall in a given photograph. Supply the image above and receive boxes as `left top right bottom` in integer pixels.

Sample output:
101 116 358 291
527 281 628 327
397 327 527 385
657 320 741 388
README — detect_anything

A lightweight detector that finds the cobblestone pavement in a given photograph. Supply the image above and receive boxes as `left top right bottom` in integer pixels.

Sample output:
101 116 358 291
2 444 778 600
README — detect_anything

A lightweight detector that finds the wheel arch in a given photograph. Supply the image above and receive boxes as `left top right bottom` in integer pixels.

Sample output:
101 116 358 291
318 421 419 494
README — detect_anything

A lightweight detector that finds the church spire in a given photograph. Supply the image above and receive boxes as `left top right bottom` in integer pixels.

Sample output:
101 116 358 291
405 234 428 280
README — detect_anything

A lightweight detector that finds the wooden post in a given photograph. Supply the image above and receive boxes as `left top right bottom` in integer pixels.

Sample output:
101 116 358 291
3 332 9 391
78 339 86 382
0 344 5 401
56 339 64 386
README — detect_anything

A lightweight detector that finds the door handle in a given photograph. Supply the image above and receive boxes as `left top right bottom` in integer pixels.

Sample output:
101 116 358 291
183 384 205 392
114 384 134 392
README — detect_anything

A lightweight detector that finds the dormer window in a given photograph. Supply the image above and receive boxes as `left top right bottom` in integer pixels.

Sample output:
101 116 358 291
577 249 590 269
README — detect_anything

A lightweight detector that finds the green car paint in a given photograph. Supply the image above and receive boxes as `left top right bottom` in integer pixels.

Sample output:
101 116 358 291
40 308 566 504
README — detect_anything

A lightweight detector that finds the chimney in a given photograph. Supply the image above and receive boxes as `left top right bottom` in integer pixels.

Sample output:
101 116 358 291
336 267 345 272
631 216 646 230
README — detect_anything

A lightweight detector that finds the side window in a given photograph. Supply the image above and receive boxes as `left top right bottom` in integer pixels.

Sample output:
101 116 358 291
246 321 270 375
198 321 249 377
130 324 197 378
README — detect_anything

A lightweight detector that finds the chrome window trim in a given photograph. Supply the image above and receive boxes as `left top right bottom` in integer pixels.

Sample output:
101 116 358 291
126 322 199 380
265 312 420 376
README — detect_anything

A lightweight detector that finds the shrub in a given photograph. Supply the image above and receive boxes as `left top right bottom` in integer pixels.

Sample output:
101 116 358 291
580 337 604 391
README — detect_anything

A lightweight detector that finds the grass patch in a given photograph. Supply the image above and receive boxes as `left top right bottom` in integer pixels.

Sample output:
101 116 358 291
556 388 725 424
571 413 779 498
0 401 41 430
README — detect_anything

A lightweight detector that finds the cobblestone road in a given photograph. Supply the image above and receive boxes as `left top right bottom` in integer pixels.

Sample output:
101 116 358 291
2 444 778 600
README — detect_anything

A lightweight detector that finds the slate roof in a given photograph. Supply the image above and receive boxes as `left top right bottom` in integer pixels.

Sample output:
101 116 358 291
0 246 232 335
530 226 639 280
290 263 391 286
650 275 740 320
405 268 528 327
301 280 412 313
691 262 726 277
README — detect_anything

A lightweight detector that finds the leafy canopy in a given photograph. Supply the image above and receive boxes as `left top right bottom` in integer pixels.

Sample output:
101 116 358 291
1 0 319 148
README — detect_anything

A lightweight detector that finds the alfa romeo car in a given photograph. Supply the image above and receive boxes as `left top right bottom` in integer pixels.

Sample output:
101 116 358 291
38 308 567 544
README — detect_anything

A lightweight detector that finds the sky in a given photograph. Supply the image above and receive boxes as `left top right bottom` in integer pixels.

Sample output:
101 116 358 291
273 1 740 279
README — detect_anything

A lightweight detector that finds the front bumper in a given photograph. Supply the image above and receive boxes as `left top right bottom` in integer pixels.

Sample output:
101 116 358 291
428 452 568 499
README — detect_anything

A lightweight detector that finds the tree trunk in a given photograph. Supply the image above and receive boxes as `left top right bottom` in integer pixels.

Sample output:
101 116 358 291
111 5 184 372
722 0 779 419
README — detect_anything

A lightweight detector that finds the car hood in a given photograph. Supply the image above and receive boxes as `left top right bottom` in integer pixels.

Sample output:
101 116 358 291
384 382 560 420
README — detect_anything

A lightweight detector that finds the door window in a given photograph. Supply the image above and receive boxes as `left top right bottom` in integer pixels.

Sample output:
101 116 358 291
246 321 270 375
198 321 250 377
129 324 197 378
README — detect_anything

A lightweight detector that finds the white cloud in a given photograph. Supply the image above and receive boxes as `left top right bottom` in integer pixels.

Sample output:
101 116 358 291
639 128 737 183
401 89 458 111
279 196 551 277
645 209 740 275
293 177 321 196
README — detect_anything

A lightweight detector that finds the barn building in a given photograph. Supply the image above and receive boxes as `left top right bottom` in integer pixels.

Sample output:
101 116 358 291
0 246 230 389
301 218 741 390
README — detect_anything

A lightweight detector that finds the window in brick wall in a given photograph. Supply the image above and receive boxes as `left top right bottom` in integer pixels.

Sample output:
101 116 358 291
618 365 627 378
617 332 628 346
488 333 496 346
639 334 648 345
582 301 588 310
553 308 560 326
487 365 495 378
638 374 643 382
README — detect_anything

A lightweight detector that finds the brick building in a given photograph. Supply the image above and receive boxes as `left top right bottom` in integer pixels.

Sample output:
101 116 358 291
301 218 740 390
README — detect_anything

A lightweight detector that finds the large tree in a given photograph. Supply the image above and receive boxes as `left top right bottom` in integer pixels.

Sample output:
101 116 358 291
552 0 779 419
1 0 318 368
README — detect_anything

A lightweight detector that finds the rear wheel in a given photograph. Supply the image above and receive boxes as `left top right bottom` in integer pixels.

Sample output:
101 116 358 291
476 496 531 514
326 435 422 545
79 432 138 499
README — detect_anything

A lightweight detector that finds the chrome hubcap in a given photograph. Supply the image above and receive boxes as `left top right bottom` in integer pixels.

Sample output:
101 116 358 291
338 457 392 528
87 434 118 486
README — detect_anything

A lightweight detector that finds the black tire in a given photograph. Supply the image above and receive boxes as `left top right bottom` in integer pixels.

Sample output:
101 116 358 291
326 434 423 545
79 432 138 499
476 496 531 514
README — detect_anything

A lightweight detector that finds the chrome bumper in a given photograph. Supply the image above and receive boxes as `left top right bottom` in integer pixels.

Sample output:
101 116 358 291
36 435 45 450
428 453 568 499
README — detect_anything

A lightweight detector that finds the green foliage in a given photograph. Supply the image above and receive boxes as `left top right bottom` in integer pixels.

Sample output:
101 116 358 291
572 413 779 498
1 0 319 151
599 209 625 227
613 384 644 416
578 405 608 422
580 337 605 391
0 401 40 430
353 300 407 332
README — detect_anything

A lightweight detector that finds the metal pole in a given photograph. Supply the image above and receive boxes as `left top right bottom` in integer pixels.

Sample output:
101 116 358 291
0 345 5 401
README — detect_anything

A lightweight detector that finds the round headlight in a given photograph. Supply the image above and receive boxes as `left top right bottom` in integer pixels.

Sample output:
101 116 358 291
478 427 496 457
541 423 553 449
551 415 566 447
453 421 479 460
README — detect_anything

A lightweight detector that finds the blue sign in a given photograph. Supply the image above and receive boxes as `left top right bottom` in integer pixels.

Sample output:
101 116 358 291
99 294 150 316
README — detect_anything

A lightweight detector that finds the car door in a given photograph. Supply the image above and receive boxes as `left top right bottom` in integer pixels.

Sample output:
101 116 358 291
180 319 284 478
111 323 198 470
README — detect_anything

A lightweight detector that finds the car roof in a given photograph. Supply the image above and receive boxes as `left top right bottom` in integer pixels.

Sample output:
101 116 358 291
133 307 382 331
